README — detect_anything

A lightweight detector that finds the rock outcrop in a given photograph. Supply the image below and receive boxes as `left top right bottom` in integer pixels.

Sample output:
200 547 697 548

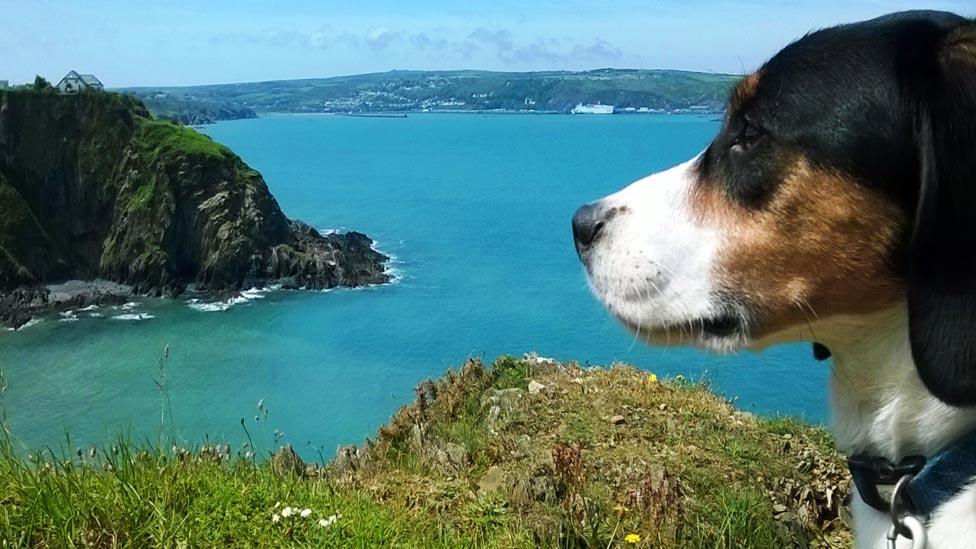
0 89 388 327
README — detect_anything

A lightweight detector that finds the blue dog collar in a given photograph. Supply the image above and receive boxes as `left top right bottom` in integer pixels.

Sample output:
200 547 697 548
849 429 976 517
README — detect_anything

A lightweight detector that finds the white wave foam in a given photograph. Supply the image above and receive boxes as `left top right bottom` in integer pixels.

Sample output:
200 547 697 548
187 285 279 312
77 304 100 312
370 240 404 286
15 318 43 331
60 311 79 322
120 302 139 310
111 313 155 321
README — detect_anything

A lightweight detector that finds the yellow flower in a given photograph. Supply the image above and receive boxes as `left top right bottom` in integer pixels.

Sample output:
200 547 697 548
612 504 630 515
625 533 641 544
646 373 658 384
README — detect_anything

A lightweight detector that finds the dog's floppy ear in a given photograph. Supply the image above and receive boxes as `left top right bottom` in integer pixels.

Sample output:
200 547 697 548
908 22 976 407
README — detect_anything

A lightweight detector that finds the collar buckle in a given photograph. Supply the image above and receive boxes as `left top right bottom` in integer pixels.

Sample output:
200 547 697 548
848 454 926 513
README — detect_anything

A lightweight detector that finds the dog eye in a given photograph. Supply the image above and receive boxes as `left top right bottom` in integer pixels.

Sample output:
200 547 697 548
731 120 764 152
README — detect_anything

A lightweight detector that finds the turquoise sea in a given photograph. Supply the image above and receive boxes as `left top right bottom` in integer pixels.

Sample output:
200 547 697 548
0 114 829 458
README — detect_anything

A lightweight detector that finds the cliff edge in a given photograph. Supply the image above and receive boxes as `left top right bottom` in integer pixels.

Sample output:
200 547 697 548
0 89 388 327
0 356 852 547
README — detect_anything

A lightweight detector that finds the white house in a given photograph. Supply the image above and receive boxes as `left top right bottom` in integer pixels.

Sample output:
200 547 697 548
56 71 103 93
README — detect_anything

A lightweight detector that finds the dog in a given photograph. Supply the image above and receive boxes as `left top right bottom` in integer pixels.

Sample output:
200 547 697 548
572 11 976 548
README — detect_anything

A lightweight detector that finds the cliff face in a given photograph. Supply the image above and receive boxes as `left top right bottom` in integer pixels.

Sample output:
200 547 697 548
0 89 388 323
126 91 259 125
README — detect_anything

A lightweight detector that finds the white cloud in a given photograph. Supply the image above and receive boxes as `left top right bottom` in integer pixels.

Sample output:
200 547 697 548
365 26 401 50
468 28 514 52
204 24 631 70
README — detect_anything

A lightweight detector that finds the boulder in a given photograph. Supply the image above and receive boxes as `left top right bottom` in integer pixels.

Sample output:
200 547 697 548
271 445 304 476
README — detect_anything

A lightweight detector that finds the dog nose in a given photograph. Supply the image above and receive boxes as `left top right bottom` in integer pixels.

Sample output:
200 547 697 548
572 203 606 251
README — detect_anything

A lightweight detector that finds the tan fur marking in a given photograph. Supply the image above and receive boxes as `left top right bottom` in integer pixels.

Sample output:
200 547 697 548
728 72 762 117
691 157 905 338
944 25 976 64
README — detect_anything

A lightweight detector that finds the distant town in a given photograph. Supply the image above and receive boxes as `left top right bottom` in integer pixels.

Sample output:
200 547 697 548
121 69 739 123
4 69 739 124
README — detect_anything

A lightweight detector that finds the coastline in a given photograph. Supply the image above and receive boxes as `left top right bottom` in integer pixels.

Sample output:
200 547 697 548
0 91 392 330
251 109 722 119
0 235 399 331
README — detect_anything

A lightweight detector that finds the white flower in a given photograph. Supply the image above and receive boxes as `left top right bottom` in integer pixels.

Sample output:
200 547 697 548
318 517 336 528
271 514 280 523
281 506 294 517
274 501 281 509
300 508 312 518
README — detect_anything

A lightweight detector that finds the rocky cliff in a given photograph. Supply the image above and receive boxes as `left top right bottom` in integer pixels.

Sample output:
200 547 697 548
0 89 388 327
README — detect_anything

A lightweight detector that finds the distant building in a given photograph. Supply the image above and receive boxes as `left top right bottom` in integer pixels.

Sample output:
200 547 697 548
571 103 614 115
0 80 7 90
56 71 103 93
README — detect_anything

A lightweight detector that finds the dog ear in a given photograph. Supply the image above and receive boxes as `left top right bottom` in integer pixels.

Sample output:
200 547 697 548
908 23 976 406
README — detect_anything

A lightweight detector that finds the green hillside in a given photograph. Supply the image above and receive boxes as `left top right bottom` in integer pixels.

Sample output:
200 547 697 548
121 69 741 116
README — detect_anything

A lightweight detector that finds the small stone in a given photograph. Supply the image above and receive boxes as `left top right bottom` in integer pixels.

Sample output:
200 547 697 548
271 444 304 476
528 380 546 395
478 465 506 493
527 474 556 502
610 415 626 425
773 503 788 514
658 403 668 411
435 442 469 474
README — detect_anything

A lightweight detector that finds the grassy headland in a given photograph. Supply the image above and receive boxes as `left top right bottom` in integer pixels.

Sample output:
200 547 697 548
0 88 389 328
0 356 851 547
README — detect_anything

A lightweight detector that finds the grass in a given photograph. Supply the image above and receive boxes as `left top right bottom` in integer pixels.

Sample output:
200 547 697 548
0 356 852 547
0 437 472 547
136 118 230 162
124 178 157 214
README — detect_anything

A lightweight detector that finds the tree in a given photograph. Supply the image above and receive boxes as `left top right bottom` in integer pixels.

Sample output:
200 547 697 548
33 75 51 90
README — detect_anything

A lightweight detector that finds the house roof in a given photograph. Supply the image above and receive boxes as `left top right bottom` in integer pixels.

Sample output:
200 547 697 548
57 71 102 88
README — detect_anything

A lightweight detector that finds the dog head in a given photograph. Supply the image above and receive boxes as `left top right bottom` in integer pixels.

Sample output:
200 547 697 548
573 11 976 406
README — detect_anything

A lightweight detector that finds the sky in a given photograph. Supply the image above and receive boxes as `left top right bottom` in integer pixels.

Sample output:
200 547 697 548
2 0 973 87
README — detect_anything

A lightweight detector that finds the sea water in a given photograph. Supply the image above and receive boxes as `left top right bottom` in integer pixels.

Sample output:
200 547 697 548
0 114 829 458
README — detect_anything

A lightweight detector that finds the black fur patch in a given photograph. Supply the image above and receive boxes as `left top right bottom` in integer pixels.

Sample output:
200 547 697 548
696 11 966 216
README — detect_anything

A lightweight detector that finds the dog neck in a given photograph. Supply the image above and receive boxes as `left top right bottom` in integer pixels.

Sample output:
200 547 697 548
824 305 976 460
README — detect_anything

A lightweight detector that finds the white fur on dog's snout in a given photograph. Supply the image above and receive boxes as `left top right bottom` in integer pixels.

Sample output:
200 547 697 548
580 156 736 350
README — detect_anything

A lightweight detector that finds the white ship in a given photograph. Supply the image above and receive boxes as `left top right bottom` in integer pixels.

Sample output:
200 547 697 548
571 102 614 114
